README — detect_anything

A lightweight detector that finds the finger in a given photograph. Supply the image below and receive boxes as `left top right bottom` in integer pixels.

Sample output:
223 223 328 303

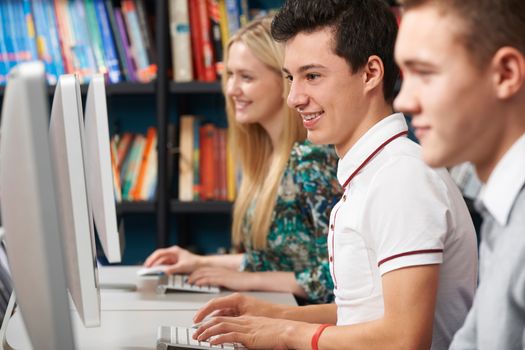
208 332 249 348
193 294 242 323
144 249 167 266
196 318 248 341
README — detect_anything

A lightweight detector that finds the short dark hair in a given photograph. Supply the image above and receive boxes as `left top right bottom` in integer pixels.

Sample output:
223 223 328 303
271 0 400 102
400 0 525 68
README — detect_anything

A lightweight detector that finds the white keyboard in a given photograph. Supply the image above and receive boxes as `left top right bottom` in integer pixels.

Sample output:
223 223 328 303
156 274 221 294
156 326 247 350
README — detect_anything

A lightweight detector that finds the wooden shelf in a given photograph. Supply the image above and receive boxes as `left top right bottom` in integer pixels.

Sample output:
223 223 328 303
169 81 222 94
170 200 233 214
116 200 155 215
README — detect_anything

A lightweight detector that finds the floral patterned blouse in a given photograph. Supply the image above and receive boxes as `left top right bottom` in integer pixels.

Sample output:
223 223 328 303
240 141 341 304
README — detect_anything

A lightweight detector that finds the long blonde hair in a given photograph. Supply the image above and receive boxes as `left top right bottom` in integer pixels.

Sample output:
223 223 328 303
225 17 307 250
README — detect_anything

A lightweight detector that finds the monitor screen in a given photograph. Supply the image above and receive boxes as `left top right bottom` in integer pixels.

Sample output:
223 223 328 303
84 75 123 264
49 74 101 327
0 62 75 349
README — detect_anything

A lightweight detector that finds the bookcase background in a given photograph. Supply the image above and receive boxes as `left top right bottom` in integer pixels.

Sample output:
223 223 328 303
0 0 286 265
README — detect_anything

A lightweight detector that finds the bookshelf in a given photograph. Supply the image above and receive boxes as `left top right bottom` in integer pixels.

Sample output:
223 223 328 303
0 0 282 263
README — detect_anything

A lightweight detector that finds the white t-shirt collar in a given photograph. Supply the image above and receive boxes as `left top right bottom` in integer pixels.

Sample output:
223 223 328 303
480 132 525 226
337 113 408 186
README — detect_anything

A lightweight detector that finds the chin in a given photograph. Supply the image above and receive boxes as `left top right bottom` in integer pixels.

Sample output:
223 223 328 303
306 130 327 145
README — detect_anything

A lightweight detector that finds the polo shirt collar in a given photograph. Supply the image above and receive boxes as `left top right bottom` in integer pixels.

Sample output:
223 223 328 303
337 113 408 186
480 132 525 226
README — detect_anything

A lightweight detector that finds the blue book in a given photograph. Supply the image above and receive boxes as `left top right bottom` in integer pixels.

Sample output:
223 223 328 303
42 0 65 79
0 5 9 84
95 0 122 83
225 0 240 37
2 1 19 72
69 0 97 82
32 0 59 84
21 0 39 61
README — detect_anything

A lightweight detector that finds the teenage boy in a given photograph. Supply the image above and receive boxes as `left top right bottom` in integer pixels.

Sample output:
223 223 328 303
394 0 525 348
191 1 477 349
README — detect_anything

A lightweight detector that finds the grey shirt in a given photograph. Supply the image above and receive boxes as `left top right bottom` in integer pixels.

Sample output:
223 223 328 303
450 134 525 349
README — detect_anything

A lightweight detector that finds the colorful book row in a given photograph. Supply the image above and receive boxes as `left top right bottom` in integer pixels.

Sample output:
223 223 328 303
168 0 278 82
0 0 157 86
111 127 158 203
178 115 236 202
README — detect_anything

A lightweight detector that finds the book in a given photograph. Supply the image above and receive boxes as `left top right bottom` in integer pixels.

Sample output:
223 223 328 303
122 0 156 82
178 115 196 201
132 127 157 200
208 0 224 77
134 0 157 68
196 0 216 81
188 0 205 81
104 0 131 81
94 0 122 83
199 123 217 200
115 8 138 82
168 0 193 82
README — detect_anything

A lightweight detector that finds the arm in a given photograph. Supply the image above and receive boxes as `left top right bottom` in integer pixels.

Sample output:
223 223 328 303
284 265 439 350
144 245 242 274
196 264 439 349
193 293 337 324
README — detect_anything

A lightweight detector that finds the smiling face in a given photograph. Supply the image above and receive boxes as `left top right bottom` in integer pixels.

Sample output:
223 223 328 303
283 28 371 157
394 6 504 175
225 41 285 129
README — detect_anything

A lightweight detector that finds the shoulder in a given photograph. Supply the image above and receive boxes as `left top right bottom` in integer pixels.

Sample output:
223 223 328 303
289 140 338 169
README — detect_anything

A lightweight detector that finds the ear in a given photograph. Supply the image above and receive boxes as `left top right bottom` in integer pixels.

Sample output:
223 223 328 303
491 47 525 99
363 55 385 95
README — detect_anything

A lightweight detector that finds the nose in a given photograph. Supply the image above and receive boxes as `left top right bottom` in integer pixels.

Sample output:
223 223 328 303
394 79 421 115
226 76 241 97
287 80 308 111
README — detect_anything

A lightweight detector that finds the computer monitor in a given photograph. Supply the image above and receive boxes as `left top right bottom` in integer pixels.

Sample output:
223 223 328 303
49 74 101 327
0 62 76 349
84 74 123 264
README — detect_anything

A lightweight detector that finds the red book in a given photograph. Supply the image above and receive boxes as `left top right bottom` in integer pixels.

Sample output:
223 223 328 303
189 0 205 80
199 124 217 200
196 0 217 81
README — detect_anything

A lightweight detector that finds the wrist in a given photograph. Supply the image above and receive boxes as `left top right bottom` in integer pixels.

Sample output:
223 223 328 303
282 322 318 350
311 324 333 350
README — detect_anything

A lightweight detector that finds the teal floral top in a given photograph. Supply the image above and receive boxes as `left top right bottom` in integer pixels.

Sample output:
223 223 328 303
240 141 341 304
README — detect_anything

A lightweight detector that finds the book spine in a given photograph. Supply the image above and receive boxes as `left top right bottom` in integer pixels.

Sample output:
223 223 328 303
69 0 97 82
21 0 39 61
122 0 153 82
193 118 201 200
31 0 58 84
208 0 223 77
115 8 138 82
196 0 216 81
95 0 122 83
0 4 8 84
178 116 195 201
199 123 217 200
43 0 65 78
168 0 193 82
188 0 205 81
83 0 107 77
224 0 240 37
134 0 157 67
104 0 130 81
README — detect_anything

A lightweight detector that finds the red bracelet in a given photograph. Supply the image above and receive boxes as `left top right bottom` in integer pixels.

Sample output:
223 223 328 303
311 323 333 350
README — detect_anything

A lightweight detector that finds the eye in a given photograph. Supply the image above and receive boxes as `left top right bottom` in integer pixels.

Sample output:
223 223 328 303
306 73 321 81
284 74 293 84
241 74 253 82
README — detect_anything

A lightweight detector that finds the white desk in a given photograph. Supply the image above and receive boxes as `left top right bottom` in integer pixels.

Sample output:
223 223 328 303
99 266 297 310
3 266 297 349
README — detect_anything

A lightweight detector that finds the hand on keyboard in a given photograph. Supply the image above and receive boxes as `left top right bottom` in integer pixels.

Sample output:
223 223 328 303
157 326 247 350
157 274 221 294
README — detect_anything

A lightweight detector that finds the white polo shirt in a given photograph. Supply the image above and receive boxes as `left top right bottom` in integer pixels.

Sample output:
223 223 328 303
328 113 478 349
